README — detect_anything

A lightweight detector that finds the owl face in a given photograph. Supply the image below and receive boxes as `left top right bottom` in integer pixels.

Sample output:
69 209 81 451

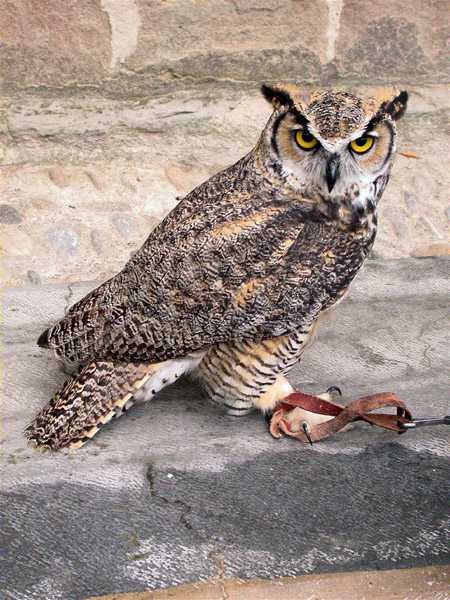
261 85 408 225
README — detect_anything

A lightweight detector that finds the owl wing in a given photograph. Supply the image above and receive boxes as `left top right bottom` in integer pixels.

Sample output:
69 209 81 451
40 161 355 364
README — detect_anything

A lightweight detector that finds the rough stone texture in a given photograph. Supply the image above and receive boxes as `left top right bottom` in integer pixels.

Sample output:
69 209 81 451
1 258 449 599
0 0 111 89
1 1 448 93
1 84 449 287
337 0 449 83
1 1 449 287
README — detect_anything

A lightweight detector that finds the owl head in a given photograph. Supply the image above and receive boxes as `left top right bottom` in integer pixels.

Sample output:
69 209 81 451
260 83 408 227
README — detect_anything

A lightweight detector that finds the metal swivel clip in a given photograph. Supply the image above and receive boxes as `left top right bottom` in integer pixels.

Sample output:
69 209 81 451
399 415 450 430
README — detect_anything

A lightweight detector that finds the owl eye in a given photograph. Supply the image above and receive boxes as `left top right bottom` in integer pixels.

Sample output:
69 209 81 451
350 136 374 154
295 130 318 151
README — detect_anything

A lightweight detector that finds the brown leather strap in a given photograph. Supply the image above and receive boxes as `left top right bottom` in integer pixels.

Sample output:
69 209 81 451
271 391 413 444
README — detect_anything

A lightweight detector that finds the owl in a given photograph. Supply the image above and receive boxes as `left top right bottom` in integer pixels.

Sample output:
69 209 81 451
26 84 408 450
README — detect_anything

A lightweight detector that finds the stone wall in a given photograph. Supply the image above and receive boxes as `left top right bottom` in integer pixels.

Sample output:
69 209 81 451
1 0 449 286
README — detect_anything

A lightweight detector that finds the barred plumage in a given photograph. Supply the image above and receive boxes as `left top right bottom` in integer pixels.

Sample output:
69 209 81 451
196 327 316 415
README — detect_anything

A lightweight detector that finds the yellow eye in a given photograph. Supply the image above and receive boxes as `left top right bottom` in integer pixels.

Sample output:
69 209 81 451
295 130 318 151
350 136 374 154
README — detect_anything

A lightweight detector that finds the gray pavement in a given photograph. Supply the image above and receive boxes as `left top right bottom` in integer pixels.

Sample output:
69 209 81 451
1 257 449 600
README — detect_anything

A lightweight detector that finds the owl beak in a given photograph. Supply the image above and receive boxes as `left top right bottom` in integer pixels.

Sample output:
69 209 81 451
326 155 340 192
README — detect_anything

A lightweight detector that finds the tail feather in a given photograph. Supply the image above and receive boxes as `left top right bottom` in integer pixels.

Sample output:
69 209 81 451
25 361 157 450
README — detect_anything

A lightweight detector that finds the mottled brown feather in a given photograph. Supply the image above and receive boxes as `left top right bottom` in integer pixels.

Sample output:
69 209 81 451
30 84 407 450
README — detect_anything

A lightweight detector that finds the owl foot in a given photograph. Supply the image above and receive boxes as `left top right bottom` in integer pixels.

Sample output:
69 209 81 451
270 390 412 445
270 387 340 444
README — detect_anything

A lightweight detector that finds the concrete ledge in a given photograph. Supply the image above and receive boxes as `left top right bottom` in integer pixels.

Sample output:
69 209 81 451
1 257 449 599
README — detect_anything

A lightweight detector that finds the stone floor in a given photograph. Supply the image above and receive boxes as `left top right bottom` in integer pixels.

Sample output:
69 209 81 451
1 257 449 600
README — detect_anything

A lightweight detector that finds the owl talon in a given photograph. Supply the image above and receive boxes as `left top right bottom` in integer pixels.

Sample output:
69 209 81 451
269 407 287 439
269 390 336 443
269 390 414 445
301 421 314 446
326 385 342 398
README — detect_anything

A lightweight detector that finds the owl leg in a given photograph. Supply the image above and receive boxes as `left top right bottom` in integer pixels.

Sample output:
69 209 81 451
254 375 336 440
196 330 333 424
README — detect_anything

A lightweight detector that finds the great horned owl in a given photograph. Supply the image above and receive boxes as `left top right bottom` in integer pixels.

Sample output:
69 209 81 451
27 84 408 450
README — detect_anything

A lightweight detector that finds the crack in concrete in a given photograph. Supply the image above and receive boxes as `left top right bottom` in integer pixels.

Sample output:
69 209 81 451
417 314 447 370
146 463 196 535
145 463 233 590
231 0 277 14
145 464 240 599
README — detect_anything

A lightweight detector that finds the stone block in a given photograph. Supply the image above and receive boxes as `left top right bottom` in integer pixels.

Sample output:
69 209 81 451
336 0 449 82
129 0 328 81
0 0 110 89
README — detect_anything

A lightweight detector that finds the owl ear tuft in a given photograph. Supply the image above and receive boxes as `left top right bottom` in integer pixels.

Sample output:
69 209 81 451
261 84 294 110
382 90 408 121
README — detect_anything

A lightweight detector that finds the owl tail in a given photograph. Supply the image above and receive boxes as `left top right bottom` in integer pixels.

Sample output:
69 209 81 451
25 360 158 451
